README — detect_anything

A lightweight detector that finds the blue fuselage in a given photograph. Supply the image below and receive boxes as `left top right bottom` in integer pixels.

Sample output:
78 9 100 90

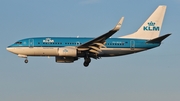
7 37 160 57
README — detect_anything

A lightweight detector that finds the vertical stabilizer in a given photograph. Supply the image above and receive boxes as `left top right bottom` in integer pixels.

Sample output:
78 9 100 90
121 5 167 39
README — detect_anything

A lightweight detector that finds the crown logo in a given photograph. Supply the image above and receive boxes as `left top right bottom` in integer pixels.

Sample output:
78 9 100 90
43 38 54 43
63 49 68 52
148 21 155 26
143 21 160 31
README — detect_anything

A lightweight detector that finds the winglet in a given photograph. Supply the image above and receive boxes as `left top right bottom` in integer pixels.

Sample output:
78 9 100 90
146 33 171 43
112 17 124 31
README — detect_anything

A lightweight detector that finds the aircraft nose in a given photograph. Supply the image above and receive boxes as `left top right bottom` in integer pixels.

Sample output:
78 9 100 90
6 47 13 52
6 47 19 54
6 47 10 51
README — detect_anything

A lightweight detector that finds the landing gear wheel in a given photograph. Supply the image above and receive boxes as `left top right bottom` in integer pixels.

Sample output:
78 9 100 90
83 57 91 67
24 59 28 63
83 62 89 67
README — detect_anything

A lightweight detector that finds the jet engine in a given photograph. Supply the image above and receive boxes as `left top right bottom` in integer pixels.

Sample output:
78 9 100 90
55 56 78 63
58 47 77 57
56 47 78 63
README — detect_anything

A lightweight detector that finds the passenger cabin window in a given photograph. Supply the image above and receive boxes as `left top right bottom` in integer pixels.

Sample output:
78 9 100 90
42 42 62 44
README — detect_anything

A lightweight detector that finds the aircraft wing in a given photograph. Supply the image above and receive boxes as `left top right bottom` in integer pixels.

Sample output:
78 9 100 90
78 17 124 51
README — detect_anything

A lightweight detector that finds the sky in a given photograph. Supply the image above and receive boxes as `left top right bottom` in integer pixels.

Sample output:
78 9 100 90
0 0 180 101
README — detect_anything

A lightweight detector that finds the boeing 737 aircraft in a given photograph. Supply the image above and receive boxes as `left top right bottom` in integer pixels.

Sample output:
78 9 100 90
7 5 171 67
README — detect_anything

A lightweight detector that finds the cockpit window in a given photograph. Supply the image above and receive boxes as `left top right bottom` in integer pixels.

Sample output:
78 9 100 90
15 42 22 44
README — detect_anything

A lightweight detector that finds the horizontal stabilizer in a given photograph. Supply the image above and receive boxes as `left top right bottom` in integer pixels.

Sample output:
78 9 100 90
146 34 171 43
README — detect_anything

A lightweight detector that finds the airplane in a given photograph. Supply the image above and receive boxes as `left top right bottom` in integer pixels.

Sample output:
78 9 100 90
6 5 171 67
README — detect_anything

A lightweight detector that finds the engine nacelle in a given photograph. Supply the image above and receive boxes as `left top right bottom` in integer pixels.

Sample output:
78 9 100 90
55 56 78 63
58 47 77 57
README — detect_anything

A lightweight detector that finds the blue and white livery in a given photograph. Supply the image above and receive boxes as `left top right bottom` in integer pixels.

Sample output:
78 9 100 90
7 5 171 67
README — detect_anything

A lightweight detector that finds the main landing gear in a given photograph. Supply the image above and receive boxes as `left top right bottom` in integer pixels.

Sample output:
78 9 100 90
83 57 91 67
24 58 28 63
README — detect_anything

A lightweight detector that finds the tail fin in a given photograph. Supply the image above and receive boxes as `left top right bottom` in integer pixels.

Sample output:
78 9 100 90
121 5 167 39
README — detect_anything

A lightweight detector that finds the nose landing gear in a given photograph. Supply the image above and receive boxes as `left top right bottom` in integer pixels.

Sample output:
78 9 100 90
24 58 28 63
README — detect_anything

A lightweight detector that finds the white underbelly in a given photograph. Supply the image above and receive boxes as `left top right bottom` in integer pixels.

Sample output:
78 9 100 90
11 47 146 57
99 48 146 56
13 47 59 56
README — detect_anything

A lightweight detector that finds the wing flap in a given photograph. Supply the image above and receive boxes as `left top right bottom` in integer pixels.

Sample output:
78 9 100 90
89 46 102 52
89 49 99 54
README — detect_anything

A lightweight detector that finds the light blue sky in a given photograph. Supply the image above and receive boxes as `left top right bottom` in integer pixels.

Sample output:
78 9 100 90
0 0 180 101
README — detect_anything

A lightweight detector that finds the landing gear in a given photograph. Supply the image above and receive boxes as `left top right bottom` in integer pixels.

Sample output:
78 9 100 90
24 59 28 63
83 57 91 67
